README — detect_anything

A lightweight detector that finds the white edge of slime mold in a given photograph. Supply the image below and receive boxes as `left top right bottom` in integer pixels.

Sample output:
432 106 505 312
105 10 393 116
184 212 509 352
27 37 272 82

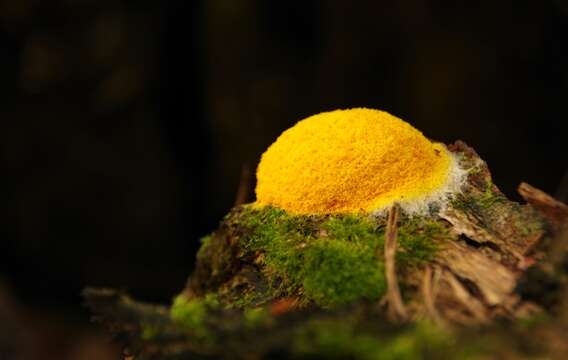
370 145 468 218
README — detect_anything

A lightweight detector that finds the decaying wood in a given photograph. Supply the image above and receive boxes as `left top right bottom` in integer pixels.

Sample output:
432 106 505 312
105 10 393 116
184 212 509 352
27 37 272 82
442 144 546 261
444 270 488 323
84 140 568 359
438 240 516 306
82 288 219 359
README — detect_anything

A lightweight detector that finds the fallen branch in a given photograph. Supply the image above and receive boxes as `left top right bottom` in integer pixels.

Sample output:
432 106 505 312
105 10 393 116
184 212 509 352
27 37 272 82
518 182 568 226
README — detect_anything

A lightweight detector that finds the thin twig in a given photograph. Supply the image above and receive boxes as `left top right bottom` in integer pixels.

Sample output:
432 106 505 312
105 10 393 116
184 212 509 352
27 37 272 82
518 182 568 226
234 163 252 206
384 204 408 321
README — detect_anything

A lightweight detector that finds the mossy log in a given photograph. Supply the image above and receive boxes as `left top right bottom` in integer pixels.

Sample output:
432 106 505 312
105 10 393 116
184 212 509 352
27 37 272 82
84 141 568 359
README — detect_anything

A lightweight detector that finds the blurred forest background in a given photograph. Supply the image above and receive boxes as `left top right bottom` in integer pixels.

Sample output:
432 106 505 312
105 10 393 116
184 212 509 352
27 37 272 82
1 0 568 358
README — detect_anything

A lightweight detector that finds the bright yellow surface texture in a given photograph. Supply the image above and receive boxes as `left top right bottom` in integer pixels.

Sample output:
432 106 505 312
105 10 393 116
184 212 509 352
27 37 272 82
255 108 451 214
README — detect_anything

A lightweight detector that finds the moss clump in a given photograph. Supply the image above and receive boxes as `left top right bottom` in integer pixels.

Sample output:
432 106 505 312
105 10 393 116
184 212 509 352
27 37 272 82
230 290 258 309
293 319 459 360
396 219 446 265
196 235 213 258
243 307 270 328
451 181 506 213
170 293 220 338
141 322 160 340
235 206 446 307
302 236 386 306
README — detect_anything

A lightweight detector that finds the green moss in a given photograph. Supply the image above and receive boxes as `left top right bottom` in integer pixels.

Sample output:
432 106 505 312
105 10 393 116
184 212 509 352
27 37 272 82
450 177 507 213
170 293 220 338
477 186 507 208
293 319 460 360
397 219 446 265
515 313 551 330
302 237 385 306
141 322 159 340
449 182 545 242
320 215 380 243
519 219 543 236
197 235 212 258
231 290 258 309
243 307 269 328
293 319 382 360
234 206 445 307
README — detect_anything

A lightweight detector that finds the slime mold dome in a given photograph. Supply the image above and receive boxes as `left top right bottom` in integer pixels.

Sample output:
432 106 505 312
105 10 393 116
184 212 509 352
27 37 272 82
255 108 465 215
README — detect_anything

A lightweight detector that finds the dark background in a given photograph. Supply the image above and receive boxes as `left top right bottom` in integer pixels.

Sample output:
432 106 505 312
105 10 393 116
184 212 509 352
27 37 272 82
1 0 567 358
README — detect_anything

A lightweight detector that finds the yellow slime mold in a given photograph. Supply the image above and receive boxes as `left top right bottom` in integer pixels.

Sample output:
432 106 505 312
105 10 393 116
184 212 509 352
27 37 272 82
255 108 460 215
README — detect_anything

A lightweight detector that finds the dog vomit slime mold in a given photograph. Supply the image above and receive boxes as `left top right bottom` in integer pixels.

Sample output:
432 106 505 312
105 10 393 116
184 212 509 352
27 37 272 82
255 108 465 215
